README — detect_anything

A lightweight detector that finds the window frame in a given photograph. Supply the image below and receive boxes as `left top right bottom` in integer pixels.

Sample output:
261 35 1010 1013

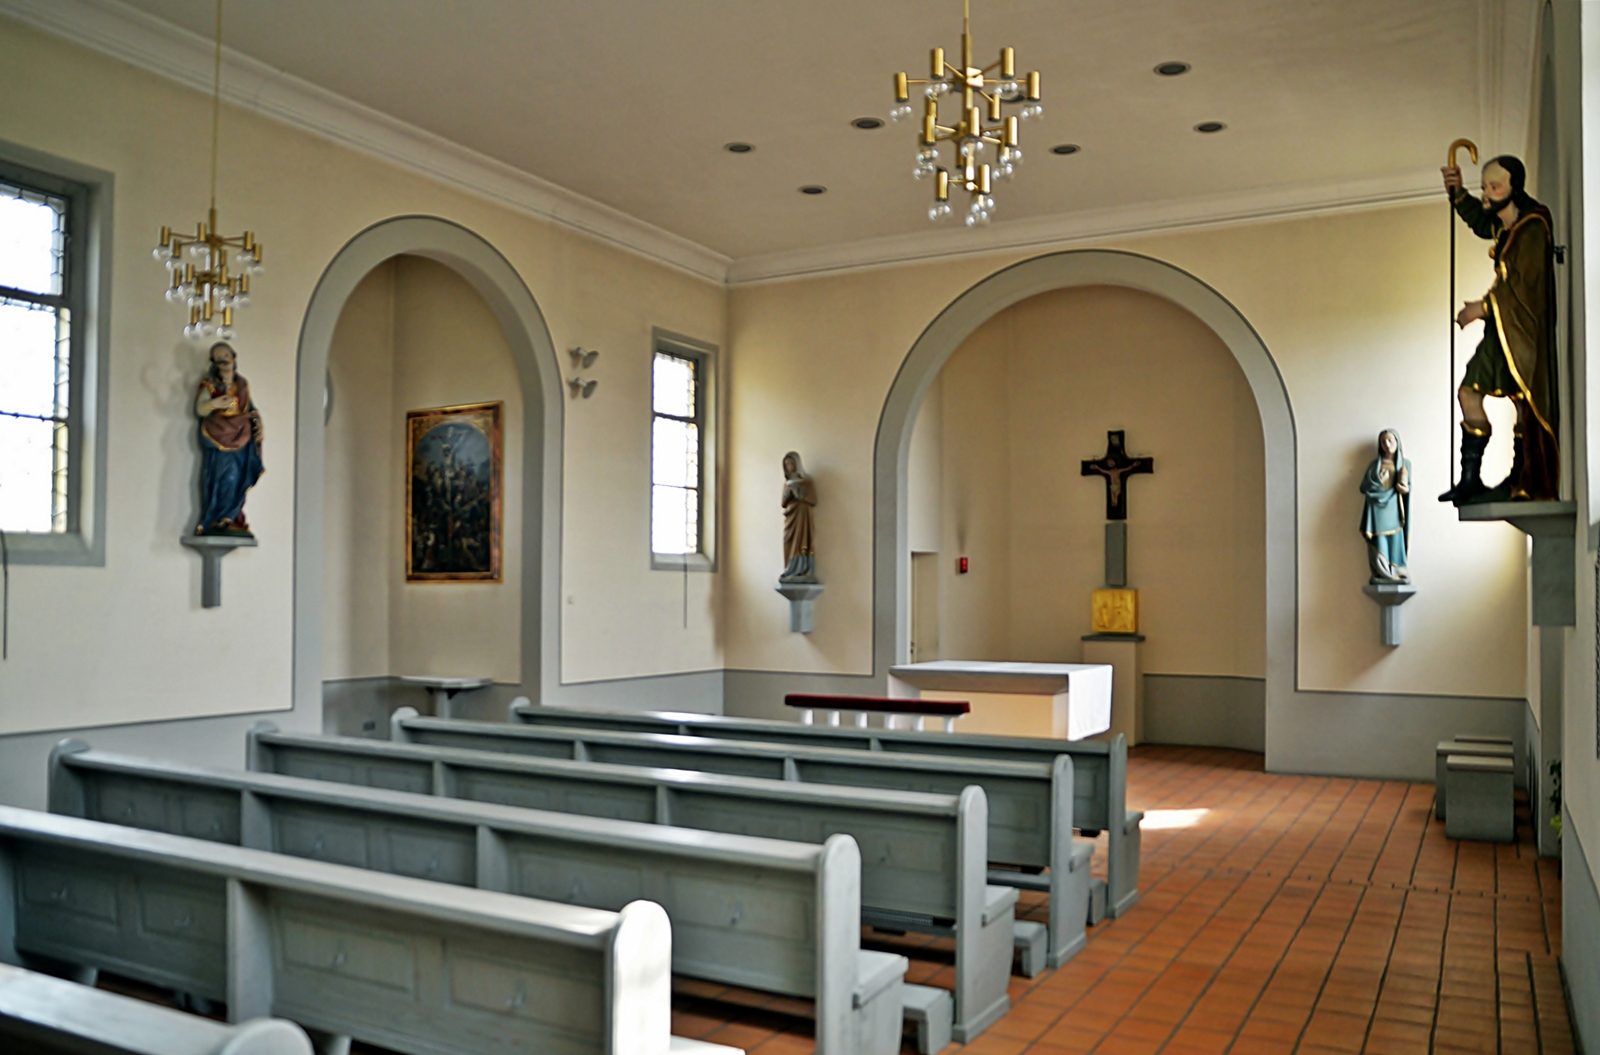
649 328 718 572
0 142 112 566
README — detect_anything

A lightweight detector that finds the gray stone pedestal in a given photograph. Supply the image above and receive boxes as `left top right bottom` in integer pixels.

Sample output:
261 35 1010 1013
1081 633 1143 746
1362 583 1417 646
776 582 825 634
179 534 257 608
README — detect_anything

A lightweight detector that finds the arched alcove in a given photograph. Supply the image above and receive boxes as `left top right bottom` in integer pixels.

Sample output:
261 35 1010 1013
872 249 1297 755
293 216 563 714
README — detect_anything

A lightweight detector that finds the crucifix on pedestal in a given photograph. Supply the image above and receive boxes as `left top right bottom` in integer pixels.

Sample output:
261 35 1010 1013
1080 429 1154 745
1081 429 1154 591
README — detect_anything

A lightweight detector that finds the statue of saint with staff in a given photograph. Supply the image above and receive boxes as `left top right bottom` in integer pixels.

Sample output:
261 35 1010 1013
1437 150 1558 505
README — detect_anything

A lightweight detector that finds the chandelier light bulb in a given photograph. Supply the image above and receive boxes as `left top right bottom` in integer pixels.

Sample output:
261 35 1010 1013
165 285 187 304
152 245 172 262
889 2 1040 228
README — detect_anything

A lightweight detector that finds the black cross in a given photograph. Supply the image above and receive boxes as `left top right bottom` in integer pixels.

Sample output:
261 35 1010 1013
1081 430 1154 521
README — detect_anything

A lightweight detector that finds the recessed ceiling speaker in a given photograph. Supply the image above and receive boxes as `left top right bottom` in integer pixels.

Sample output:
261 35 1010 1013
851 117 884 130
1050 143 1081 155
1154 61 1190 76
1194 121 1226 134
800 185 827 195
724 142 754 153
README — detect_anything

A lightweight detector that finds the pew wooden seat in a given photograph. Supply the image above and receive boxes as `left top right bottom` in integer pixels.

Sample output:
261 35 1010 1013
50 741 912 1055
505 701 1144 921
0 805 737 1055
0 961 314 1055
246 724 1014 1044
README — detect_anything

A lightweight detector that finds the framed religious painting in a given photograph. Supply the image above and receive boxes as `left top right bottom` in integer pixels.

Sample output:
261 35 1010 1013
405 401 503 582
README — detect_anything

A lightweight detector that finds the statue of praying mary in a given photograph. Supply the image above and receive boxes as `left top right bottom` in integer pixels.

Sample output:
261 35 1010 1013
779 451 817 583
194 342 265 536
1359 429 1410 583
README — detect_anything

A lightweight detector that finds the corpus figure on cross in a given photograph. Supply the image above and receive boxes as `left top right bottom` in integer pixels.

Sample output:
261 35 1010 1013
1082 430 1153 521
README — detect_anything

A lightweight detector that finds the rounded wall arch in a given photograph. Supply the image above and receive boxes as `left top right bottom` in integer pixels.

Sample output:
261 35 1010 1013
873 249 1296 749
293 216 563 713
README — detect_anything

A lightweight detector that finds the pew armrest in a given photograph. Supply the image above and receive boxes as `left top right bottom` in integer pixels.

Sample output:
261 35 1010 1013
902 984 953 1055
853 950 909 1008
669 1037 746 1054
853 951 909 1055
982 883 1019 926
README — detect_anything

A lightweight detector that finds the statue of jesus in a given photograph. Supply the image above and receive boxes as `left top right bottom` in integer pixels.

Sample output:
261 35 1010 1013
779 451 817 583
194 342 264 536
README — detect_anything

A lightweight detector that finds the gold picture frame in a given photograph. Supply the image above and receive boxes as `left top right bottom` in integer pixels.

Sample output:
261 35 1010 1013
405 401 503 582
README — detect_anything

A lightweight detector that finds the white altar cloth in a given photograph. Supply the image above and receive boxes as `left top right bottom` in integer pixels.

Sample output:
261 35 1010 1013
888 661 1113 740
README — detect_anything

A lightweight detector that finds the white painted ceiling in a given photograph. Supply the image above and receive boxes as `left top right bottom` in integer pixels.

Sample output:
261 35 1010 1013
115 0 1509 262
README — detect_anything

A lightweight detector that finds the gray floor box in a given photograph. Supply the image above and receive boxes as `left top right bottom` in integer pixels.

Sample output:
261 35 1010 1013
1435 740 1513 820
1443 754 1515 843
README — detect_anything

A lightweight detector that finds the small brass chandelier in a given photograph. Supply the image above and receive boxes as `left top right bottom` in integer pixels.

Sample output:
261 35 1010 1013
152 0 262 341
889 0 1042 225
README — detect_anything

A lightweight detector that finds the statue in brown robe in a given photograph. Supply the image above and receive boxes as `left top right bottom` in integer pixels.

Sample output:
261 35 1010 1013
780 451 817 583
1439 154 1558 504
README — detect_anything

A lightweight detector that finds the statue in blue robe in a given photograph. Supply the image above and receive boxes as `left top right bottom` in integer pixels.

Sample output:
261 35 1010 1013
1360 429 1409 583
194 342 264 536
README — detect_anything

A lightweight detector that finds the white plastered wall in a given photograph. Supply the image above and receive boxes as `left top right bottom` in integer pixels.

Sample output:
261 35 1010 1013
912 285 1266 675
0 17 724 758
323 257 525 685
725 204 1527 700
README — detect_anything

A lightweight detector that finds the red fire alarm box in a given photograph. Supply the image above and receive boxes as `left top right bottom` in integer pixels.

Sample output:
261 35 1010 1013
957 557 969 574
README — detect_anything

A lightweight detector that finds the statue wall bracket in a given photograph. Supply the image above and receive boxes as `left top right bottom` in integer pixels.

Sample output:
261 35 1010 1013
180 534 256 608
1362 583 1417 646
775 581 825 634
1459 501 1576 626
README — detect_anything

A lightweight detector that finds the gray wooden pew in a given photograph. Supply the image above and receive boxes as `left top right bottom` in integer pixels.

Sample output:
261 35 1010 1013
48 742 914 1055
0 805 738 1055
246 724 1015 1044
507 701 1143 919
0 961 313 1055
394 708 1099 960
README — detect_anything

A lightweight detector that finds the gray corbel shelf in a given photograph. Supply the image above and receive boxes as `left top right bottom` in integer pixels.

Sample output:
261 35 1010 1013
179 534 257 608
1458 501 1576 626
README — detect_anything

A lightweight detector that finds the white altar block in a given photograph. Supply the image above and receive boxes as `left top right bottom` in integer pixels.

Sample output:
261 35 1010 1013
888 662 1113 739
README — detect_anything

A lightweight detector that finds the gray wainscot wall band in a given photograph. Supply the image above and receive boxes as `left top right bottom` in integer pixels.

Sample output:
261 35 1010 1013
1140 675 1266 753
1565 823 1600 1053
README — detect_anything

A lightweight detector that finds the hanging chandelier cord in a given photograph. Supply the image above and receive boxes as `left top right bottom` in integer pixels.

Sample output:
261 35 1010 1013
208 0 223 214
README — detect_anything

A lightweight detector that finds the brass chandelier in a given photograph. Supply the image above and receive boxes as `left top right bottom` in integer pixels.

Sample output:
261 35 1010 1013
152 0 262 341
889 0 1042 225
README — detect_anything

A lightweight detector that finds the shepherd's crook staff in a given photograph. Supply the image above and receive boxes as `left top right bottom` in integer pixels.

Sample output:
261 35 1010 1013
1446 138 1478 490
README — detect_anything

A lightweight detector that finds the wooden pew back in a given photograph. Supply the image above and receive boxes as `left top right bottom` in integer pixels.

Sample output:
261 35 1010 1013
0 805 675 1055
49 741 876 1050
0 962 313 1055
244 727 1012 1042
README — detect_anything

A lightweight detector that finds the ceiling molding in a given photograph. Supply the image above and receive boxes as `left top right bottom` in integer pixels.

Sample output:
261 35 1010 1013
0 0 733 285
0 0 1504 292
726 168 1444 286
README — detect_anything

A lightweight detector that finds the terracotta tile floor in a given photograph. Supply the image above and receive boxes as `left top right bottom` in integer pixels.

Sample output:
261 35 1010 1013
669 746 1577 1054
94 745 1577 1054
